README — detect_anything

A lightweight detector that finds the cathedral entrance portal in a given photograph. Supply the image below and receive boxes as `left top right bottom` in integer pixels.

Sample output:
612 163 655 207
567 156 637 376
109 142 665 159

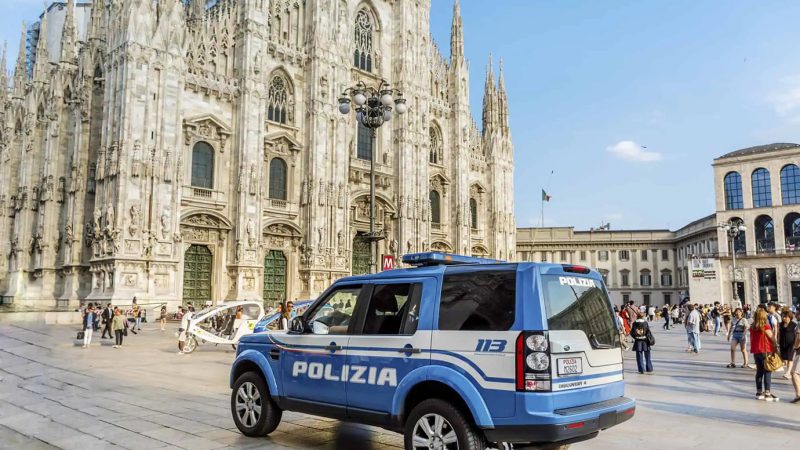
263 250 287 307
183 245 213 305
352 233 370 275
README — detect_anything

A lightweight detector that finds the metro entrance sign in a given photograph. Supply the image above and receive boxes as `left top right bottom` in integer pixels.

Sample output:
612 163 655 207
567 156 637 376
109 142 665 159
381 255 396 271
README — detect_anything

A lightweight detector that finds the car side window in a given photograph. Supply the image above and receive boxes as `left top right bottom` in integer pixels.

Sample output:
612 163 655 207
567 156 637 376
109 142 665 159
361 283 421 335
307 286 362 335
438 267 516 331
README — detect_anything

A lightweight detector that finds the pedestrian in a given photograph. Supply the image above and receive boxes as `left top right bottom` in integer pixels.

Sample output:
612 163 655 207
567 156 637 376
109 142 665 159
159 305 167 331
112 307 126 348
767 302 781 335
727 308 750 368
722 304 732 335
750 308 780 401
187 302 196 313
662 304 671 330
279 302 291 330
712 302 723 336
686 303 702 353
631 312 654 374
101 302 114 339
671 305 680 327
287 300 297 319
177 306 192 354
790 320 800 404
779 310 797 380
81 305 96 349
131 297 142 332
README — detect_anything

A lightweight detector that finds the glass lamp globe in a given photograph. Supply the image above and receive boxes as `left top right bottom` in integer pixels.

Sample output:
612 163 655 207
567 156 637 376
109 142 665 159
383 109 393 121
338 99 351 115
380 92 394 106
353 92 367 106
394 99 408 114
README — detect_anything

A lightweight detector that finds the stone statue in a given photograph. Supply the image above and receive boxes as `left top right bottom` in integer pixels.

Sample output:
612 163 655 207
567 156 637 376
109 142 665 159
249 164 257 195
92 208 102 236
246 218 256 248
406 240 413 254
389 238 398 256
128 204 141 237
318 227 324 251
337 230 344 253
160 212 171 241
104 203 115 232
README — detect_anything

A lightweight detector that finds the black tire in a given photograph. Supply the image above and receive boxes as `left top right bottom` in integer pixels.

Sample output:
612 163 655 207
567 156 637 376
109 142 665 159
404 398 485 450
231 371 282 437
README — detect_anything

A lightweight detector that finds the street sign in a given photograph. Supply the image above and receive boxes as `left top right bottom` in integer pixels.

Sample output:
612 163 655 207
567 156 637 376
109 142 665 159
381 255 396 271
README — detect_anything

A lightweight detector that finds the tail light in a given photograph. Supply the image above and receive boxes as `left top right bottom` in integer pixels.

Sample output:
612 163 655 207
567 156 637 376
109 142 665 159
562 264 591 274
515 331 551 392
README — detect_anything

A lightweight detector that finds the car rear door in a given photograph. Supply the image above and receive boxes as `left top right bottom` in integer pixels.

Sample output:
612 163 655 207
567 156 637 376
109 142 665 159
345 277 434 416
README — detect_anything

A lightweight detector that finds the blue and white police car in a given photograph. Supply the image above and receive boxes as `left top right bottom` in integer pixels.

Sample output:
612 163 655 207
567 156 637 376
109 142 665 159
229 253 635 450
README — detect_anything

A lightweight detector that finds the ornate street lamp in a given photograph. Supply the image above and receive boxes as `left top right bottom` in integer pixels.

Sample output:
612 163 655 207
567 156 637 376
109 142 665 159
719 220 747 306
338 80 408 273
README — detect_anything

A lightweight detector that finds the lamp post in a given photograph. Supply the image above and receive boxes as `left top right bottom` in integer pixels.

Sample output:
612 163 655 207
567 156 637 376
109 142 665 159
720 220 747 307
338 80 408 273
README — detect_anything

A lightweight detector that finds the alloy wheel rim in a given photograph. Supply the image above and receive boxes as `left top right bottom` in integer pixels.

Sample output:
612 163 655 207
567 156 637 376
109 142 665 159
235 382 262 427
411 413 458 450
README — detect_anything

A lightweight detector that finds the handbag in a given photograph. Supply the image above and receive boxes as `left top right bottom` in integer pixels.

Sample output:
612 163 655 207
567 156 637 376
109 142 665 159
77 331 84 340
762 332 782 372
123 327 128 336
646 330 656 347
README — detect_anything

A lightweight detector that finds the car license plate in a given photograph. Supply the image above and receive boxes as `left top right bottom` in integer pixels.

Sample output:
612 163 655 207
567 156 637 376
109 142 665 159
557 357 583 375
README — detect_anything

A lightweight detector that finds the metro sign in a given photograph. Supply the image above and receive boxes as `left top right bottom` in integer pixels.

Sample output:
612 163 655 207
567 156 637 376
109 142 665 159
381 255 396 271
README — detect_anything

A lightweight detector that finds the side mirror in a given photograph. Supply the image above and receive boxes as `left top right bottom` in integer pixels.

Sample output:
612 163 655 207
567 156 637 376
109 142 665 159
289 317 306 334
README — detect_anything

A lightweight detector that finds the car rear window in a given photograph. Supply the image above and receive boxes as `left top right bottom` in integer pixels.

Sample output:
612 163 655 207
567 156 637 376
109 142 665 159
439 267 516 331
541 274 619 348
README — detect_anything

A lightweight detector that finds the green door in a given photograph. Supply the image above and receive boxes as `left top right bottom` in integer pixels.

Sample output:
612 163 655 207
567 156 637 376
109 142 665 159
352 233 370 275
183 245 213 305
263 250 287 307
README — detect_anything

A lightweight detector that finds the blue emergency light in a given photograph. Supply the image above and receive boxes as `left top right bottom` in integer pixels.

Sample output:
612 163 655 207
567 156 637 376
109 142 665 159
401 252 504 267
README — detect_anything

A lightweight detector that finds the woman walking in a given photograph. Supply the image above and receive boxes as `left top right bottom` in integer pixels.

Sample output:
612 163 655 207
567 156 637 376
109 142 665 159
791 320 800 404
722 304 732 335
631 312 654 374
750 308 780 401
112 308 126 348
779 310 797 380
727 308 750 368
279 302 291 330
159 305 167 331
131 298 141 333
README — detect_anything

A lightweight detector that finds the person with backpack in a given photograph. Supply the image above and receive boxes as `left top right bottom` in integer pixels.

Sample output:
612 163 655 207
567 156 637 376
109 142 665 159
661 304 671 330
686 304 702 353
631 312 654 374
711 302 722 336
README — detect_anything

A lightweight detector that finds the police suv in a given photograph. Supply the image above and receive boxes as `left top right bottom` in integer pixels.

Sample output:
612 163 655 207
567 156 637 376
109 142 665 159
229 253 635 450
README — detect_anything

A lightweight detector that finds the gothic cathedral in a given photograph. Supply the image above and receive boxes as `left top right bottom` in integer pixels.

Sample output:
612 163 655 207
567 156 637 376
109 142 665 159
0 0 515 308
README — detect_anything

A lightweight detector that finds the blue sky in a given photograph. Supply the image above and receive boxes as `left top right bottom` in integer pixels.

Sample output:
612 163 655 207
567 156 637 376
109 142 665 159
4 1 800 231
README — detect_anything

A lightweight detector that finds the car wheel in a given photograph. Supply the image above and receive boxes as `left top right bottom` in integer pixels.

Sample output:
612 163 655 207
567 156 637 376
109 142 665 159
231 371 282 437
183 336 198 353
404 398 485 450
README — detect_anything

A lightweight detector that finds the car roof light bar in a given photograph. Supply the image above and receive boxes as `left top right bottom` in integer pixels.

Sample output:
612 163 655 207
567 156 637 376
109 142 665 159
401 252 504 267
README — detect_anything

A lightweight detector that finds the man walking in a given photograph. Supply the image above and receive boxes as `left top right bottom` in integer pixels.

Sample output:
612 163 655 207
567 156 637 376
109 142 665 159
712 301 722 336
177 306 192 354
81 305 96 349
686 304 702 353
101 303 114 339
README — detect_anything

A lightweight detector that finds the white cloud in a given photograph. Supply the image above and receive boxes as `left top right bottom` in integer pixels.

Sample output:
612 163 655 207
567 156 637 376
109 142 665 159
605 140 662 162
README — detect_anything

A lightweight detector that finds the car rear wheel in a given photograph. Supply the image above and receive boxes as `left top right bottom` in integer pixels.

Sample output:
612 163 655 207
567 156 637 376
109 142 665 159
404 399 485 450
231 371 282 437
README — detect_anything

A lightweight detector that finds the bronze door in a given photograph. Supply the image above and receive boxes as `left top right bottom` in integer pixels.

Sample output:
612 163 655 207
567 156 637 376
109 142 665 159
352 233 370 275
183 245 213 304
263 250 287 307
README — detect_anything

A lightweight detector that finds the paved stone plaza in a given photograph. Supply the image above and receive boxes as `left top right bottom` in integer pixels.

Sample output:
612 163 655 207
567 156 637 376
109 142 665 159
0 321 797 450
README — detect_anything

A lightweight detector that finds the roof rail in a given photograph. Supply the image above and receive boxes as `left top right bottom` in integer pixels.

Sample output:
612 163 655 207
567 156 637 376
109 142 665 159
401 252 503 267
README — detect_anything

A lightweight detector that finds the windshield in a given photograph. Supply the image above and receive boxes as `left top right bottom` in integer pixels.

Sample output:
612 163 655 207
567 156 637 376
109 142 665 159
541 274 619 348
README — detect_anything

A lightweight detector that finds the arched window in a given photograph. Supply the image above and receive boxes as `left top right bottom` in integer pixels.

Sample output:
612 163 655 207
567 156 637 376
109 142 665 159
784 212 800 252
353 9 375 72
268 158 287 200
429 126 442 164
724 172 743 210
755 215 775 254
781 164 800 205
191 142 214 189
751 168 772 208
470 198 478 229
267 75 291 125
429 190 441 224
357 121 373 160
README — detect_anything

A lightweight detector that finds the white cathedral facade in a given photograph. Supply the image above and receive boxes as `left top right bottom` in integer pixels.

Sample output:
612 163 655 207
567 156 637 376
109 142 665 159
0 0 515 308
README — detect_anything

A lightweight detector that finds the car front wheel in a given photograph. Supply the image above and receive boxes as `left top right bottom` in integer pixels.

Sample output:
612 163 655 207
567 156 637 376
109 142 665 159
404 398 485 450
231 371 282 437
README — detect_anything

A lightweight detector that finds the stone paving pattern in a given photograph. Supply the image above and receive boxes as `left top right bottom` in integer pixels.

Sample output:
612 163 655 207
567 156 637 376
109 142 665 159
0 321 798 450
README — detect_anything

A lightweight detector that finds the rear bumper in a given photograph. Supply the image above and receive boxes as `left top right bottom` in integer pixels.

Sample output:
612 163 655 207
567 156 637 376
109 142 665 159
482 397 635 445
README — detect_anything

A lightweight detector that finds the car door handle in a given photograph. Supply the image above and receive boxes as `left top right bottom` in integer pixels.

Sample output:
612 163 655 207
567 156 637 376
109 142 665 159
269 348 280 360
324 344 343 352
396 346 421 354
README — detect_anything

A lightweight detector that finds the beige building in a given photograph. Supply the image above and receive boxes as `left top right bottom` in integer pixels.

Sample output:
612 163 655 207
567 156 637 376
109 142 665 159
0 0 515 308
713 143 800 307
517 215 719 307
